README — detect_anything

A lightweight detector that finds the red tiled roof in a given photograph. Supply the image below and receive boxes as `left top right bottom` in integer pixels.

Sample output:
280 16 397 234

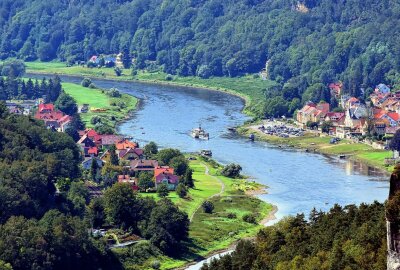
154 166 175 177
116 139 138 150
88 147 98 156
86 129 99 138
38 103 54 113
388 112 400 122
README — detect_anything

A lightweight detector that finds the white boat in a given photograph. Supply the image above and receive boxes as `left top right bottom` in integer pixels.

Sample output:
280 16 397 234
191 125 209 140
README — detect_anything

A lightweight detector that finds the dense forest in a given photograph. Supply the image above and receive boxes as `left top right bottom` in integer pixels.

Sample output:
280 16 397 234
0 0 399 116
202 202 387 270
0 105 190 270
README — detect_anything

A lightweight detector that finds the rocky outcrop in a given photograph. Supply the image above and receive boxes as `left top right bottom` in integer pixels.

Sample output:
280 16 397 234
387 165 400 270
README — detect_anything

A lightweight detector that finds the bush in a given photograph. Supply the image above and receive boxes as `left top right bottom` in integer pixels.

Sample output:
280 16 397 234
202 201 214 214
242 214 257 224
165 74 173 81
151 260 161 270
107 88 121 97
227 212 237 219
91 116 101 125
157 184 169 198
221 163 242 178
88 83 97 89
81 78 92 87
114 67 122 76
176 183 187 198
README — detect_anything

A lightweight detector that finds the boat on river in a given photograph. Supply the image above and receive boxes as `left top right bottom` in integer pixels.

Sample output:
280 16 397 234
200 150 212 157
191 125 209 140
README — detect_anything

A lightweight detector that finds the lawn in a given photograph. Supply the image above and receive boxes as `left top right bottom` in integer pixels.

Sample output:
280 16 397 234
129 156 273 269
61 82 138 128
25 61 273 116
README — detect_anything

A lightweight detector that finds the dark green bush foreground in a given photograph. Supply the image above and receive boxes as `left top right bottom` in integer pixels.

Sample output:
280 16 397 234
202 202 387 270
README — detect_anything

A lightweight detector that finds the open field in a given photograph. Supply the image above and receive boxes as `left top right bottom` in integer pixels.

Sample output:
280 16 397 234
25 61 272 116
61 82 137 129
127 157 272 269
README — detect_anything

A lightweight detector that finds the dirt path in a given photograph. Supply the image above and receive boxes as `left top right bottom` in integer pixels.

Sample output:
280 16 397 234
189 163 225 222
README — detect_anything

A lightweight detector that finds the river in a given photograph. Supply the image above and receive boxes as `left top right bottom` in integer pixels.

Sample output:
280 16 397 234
36 75 389 218
32 74 389 267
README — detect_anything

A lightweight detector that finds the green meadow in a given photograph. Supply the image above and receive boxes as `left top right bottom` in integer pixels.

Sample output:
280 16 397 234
61 82 137 128
128 157 272 269
25 61 273 116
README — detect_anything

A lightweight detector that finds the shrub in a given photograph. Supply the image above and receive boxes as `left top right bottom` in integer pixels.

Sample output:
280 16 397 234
114 67 122 76
176 183 187 198
157 184 169 198
88 83 97 89
107 88 121 97
202 201 214 214
221 163 242 178
227 212 237 219
151 260 160 270
165 74 173 81
81 78 92 87
90 116 101 125
242 214 257 224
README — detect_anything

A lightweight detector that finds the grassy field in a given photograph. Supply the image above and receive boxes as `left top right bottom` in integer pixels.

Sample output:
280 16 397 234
61 82 137 129
239 125 392 172
25 61 273 116
125 156 272 269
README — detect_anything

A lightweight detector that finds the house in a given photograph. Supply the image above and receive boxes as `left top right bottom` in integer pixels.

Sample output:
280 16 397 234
296 102 330 126
130 159 159 172
116 139 138 151
118 148 144 160
329 82 343 97
325 112 345 126
155 173 179 191
344 105 368 129
116 53 123 68
375 83 391 94
82 157 103 170
34 103 72 132
372 120 387 136
98 134 123 148
118 175 139 191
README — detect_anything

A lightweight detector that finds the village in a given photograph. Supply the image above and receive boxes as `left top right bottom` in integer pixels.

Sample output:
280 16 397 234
294 82 400 149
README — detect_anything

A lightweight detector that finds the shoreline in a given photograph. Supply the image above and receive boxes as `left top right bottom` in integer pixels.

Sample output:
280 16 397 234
26 71 253 116
238 123 391 176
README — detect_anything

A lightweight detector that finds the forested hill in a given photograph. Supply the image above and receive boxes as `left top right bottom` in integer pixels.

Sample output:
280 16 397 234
1 1 400 91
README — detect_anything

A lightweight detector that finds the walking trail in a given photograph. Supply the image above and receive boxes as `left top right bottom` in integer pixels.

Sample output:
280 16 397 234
189 162 225 222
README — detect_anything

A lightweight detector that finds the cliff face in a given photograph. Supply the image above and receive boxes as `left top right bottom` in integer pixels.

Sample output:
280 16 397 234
387 165 400 270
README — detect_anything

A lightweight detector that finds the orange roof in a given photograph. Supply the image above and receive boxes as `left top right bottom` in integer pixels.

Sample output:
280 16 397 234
154 166 175 177
88 147 98 155
38 103 54 113
116 139 137 150
388 112 400 121
86 129 99 138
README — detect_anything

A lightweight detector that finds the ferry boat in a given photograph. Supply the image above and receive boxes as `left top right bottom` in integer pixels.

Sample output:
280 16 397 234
191 125 209 140
200 150 212 157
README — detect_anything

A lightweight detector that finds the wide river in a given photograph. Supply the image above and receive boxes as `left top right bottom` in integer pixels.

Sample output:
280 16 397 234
37 75 389 220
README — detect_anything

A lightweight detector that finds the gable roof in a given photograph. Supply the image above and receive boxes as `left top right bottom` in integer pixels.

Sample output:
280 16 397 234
130 159 159 170
155 173 179 184
38 103 54 112
116 139 138 150
154 166 175 178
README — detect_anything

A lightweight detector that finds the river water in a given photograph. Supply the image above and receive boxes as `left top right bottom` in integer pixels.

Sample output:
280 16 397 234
35 74 389 221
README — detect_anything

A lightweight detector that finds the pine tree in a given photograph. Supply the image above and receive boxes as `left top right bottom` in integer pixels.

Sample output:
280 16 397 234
26 78 34 98
122 45 131 69
109 145 119 166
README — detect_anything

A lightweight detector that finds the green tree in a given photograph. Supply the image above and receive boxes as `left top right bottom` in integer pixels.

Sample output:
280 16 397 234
86 197 105 228
138 172 155 191
144 141 158 158
90 158 99 181
156 148 182 166
169 156 188 176
202 201 214 214
109 145 119 166
157 184 169 198
176 183 187 198
103 183 141 230
182 168 194 188
55 92 78 115
145 199 189 255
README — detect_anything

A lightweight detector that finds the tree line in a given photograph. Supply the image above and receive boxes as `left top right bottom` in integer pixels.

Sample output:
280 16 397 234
201 202 387 270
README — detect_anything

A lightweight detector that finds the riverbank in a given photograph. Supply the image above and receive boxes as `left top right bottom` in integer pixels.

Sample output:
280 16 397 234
57 81 138 131
238 122 393 174
118 156 274 270
25 61 274 117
